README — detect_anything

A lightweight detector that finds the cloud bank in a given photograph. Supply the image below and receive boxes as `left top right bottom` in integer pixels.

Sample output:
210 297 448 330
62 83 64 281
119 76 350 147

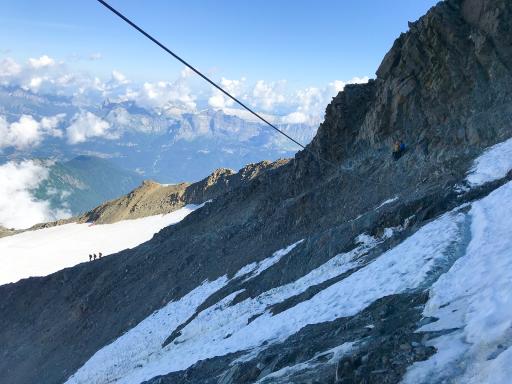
0 114 64 150
0 160 71 229
28 55 55 69
66 111 114 144
0 55 370 126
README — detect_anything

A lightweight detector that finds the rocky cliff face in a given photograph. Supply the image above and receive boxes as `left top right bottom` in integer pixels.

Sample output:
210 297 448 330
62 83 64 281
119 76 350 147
1 1 512 383
311 0 512 164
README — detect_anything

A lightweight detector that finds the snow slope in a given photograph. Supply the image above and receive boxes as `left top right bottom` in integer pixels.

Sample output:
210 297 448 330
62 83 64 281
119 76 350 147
403 181 512 384
0 204 202 286
401 138 512 383
67 206 466 384
65 241 305 384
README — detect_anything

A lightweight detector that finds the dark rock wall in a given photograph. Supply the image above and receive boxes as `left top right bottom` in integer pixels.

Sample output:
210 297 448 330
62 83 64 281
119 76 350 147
309 0 512 165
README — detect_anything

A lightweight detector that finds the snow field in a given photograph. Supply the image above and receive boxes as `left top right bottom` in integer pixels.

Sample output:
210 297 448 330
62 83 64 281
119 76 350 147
29 136 512 382
0 204 202 285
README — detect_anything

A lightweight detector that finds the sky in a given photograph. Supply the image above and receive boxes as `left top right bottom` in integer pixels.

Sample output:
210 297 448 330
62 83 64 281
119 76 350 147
0 0 438 88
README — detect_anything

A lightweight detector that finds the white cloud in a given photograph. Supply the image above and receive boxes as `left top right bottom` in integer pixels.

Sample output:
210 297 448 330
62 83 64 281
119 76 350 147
5 115 40 149
282 76 370 125
208 77 246 109
180 67 194 78
0 114 64 150
293 86 325 117
110 107 132 126
135 79 196 111
0 57 21 78
66 111 115 144
111 70 129 85
206 75 370 125
208 93 226 109
0 53 370 129
111 67 197 112
0 55 103 99
89 52 102 61
41 114 66 137
28 55 55 69
251 80 286 111
56 73 76 86
281 111 309 124
0 160 71 229
28 76 44 90
330 76 370 93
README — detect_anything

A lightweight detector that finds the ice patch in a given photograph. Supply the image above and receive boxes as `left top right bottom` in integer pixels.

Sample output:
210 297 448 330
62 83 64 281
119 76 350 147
466 137 512 186
382 216 414 239
256 342 354 383
376 196 399 209
403 181 512 384
354 233 378 247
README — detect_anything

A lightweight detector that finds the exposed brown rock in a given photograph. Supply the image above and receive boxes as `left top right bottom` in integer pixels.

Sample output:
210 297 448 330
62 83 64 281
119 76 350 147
0 226 19 239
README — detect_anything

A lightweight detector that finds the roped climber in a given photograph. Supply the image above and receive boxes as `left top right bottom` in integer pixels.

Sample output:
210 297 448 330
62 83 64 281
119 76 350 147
392 139 406 160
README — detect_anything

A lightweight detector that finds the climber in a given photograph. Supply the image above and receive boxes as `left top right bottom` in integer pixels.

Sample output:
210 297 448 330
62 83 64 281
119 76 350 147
98 252 103 259
392 140 406 160
89 254 93 262
93 253 97 260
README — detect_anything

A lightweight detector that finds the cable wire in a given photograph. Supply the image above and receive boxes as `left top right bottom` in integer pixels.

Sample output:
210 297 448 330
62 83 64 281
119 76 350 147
96 0 312 150
96 0 399 187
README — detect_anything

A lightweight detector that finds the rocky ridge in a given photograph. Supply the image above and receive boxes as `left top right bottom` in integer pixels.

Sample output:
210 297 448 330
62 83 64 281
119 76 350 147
3 159 288 236
79 159 287 225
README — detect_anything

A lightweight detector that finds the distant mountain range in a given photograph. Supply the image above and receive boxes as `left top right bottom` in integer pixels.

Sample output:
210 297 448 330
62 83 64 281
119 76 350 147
0 85 317 183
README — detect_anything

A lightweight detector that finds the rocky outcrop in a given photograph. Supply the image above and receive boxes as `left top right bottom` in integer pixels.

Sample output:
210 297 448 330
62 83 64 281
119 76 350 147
1 1 512 383
76 180 192 224
78 159 288 225
0 226 18 238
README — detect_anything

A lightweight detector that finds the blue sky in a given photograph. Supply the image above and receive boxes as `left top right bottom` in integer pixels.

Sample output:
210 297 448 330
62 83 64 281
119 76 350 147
1 0 438 88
